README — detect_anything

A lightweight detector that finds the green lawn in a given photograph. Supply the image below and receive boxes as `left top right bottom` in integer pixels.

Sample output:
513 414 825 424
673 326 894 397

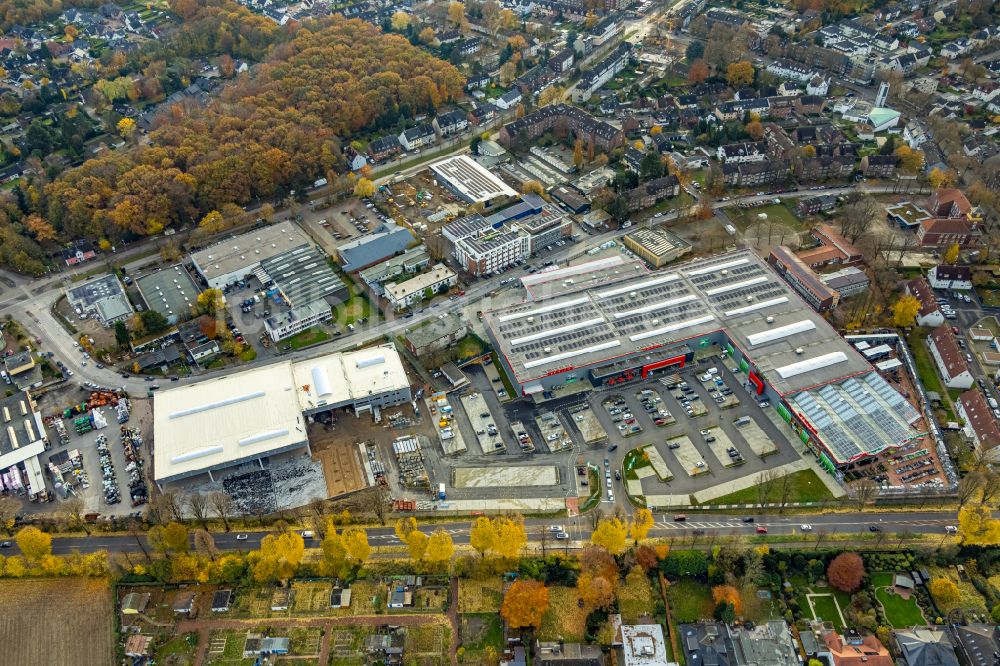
335 294 371 326
286 327 331 350
698 469 835 505
667 579 715 623
728 202 803 230
976 287 1000 308
808 594 845 630
875 586 925 628
455 335 485 359
906 329 944 396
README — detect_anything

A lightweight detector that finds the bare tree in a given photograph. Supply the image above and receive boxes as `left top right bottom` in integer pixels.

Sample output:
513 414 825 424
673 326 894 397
755 470 778 510
360 485 391 526
0 495 21 535
978 471 1000 507
127 518 151 563
64 496 90 535
186 493 210 529
208 491 235 532
159 490 184 522
776 473 794 514
957 473 983 507
193 529 218 561
840 194 882 245
852 478 879 512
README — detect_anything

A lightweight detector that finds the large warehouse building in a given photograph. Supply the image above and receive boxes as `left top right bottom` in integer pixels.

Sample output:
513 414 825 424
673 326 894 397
483 250 923 469
153 346 411 485
190 224 311 290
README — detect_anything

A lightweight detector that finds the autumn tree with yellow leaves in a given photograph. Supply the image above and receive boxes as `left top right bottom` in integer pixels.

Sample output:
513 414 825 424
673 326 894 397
591 517 628 555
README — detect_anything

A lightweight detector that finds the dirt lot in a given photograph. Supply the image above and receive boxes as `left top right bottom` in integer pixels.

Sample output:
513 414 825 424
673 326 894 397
308 423 369 498
0 578 114 666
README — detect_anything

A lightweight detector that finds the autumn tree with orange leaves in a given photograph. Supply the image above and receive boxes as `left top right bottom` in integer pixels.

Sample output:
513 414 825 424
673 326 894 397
501 580 550 629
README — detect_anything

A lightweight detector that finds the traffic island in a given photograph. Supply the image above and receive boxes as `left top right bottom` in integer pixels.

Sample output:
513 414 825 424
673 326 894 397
667 435 710 476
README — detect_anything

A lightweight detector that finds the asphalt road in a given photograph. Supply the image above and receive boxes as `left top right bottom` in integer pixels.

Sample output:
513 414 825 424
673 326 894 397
0 182 909 401
27 510 956 556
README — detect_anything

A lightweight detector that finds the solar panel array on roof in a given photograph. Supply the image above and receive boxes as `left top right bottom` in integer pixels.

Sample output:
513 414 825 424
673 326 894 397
789 371 920 463
864 372 920 423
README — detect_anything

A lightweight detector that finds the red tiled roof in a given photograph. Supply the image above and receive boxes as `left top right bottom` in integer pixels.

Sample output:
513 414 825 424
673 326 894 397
927 188 972 217
928 323 969 381
813 223 863 261
958 389 1000 448
823 632 894 666
919 217 980 235
907 277 939 316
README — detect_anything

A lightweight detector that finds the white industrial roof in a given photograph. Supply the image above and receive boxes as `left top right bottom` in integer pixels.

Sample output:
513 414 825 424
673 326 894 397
153 363 304 482
153 346 410 482
429 154 517 203
293 345 409 412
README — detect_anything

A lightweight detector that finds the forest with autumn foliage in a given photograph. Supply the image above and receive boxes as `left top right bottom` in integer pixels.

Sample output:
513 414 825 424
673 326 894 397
0 10 464 273
44 16 464 240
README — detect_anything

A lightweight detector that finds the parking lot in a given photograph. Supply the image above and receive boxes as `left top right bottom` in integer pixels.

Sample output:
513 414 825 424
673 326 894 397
458 392 505 455
583 356 804 500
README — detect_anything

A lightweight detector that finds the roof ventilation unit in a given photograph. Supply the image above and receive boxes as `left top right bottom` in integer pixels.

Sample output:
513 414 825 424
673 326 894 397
721 269 728 275
527 316 535 323
766 316 774 324
543 347 551 353
795 347 804 355
629 291 637 298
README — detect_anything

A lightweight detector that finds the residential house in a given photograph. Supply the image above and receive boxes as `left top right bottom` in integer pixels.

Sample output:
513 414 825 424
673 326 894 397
730 621 799 666
906 277 944 327
624 176 680 212
717 141 768 164
368 135 402 163
797 155 855 182
895 629 959 666
573 42 632 102
956 391 1000 451
383 264 457 311
805 75 829 96
860 154 899 178
722 161 787 187
795 195 838 217
494 89 523 111
795 95 826 115
767 59 818 83
928 265 973 291
916 189 983 248
458 37 482 56
498 104 624 152
548 48 575 74
927 323 974 389
953 625 1000 666
680 622 738 666
398 123 436 151
618 624 670 666
433 109 469 137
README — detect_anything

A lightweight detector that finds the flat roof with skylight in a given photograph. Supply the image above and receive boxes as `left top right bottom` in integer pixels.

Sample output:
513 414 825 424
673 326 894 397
152 362 305 483
153 346 411 484
191 224 310 283
430 154 517 204
136 265 200 323
486 250 871 395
